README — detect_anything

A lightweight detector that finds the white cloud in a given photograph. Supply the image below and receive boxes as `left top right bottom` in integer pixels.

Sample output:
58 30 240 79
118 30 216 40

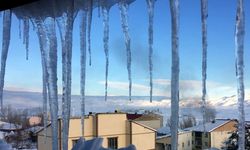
98 81 168 96
153 79 244 100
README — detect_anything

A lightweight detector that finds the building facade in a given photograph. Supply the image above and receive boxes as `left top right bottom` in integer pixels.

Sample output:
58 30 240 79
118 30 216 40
37 113 156 150
155 119 237 150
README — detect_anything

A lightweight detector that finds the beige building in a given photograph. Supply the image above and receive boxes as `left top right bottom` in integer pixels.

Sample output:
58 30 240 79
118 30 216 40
155 119 237 150
37 112 156 150
156 131 192 150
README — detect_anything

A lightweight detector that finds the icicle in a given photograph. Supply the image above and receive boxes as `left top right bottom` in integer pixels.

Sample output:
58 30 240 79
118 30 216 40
18 19 22 39
169 0 180 150
56 0 74 149
0 10 12 114
98 0 101 18
32 19 49 143
201 0 208 133
101 6 110 101
23 18 30 60
80 11 87 137
146 0 155 103
46 18 58 150
87 0 93 66
118 0 132 101
33 17 59 150
235 0 245 149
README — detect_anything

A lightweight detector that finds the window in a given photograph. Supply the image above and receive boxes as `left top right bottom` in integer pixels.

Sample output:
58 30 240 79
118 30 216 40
188 140 190 146
108 137 118 149
182 142 184 147
72 139 78 147
205 142 208 146
205 132 208 138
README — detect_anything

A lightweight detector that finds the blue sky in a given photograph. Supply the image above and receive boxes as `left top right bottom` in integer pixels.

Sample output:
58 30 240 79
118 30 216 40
0 0 250 99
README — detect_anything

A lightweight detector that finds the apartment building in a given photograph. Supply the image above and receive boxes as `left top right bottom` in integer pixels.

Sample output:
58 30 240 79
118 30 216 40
37 112 157 150
155 119 237 150
156 130 192 150
185 119 237 149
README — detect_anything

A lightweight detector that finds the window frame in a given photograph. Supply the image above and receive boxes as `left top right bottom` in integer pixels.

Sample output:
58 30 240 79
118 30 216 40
107 137 118 149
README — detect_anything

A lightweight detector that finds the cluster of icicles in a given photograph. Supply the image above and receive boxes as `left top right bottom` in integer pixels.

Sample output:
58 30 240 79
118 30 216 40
0 0 246 150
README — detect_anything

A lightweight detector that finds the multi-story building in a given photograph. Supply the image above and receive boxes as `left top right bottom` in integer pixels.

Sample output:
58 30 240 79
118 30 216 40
155 119 237 150
185 119 237 149
156 130 192 150
37 112 157 150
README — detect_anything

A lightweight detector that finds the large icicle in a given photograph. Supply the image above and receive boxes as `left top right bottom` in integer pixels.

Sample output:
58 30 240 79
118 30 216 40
101 5 110 101
23 18 30 60
235 0 245 149
80 11 87 137
36 17 59 150
87 0 93 66
56 0 74 149
201 0 208 132
32 19 49 142
146 0 155 102
118 0 132 101
169 0 180 150
0 10 12 113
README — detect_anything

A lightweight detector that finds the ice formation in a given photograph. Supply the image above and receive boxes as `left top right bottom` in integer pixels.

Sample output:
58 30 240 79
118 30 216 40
31 18 49 142
80 11 87 137
169 0 180 150
101 4 110 101
23 18 30 60
146 0 155 102
235 0 245 149
118 0 132 101
56 0 74 149
201 0 208 131
0 10 11 112
87 0 93 66
0 0 247 150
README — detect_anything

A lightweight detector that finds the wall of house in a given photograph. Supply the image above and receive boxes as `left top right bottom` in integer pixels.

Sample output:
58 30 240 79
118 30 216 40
178 132 192 150
37 113 157 150
67 116 95 149
210 120 237 149
156 132 192 150
131 122 155 150
210 131 231 149
97 113 129 148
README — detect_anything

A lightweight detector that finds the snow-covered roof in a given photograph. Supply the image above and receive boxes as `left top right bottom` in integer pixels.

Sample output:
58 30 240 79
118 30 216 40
157 126 170 135
184 119 234 132
0 121 21 130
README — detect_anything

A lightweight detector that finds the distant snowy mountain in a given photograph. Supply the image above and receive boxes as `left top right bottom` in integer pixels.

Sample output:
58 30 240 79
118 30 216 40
2 90 250 121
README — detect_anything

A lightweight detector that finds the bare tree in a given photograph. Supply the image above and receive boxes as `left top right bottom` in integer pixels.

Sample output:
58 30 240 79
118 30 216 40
179 114 197 129
202 105 217 122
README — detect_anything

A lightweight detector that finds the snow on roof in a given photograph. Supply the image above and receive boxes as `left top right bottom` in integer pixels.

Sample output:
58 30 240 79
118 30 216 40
157 126 170 135
0 121 21 130
184 119 233 132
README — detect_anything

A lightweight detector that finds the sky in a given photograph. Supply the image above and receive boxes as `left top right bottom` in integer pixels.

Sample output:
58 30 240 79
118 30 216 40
0 0 250 99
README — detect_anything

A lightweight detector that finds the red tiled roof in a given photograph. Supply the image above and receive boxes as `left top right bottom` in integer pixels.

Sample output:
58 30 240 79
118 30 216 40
127 114 143 120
